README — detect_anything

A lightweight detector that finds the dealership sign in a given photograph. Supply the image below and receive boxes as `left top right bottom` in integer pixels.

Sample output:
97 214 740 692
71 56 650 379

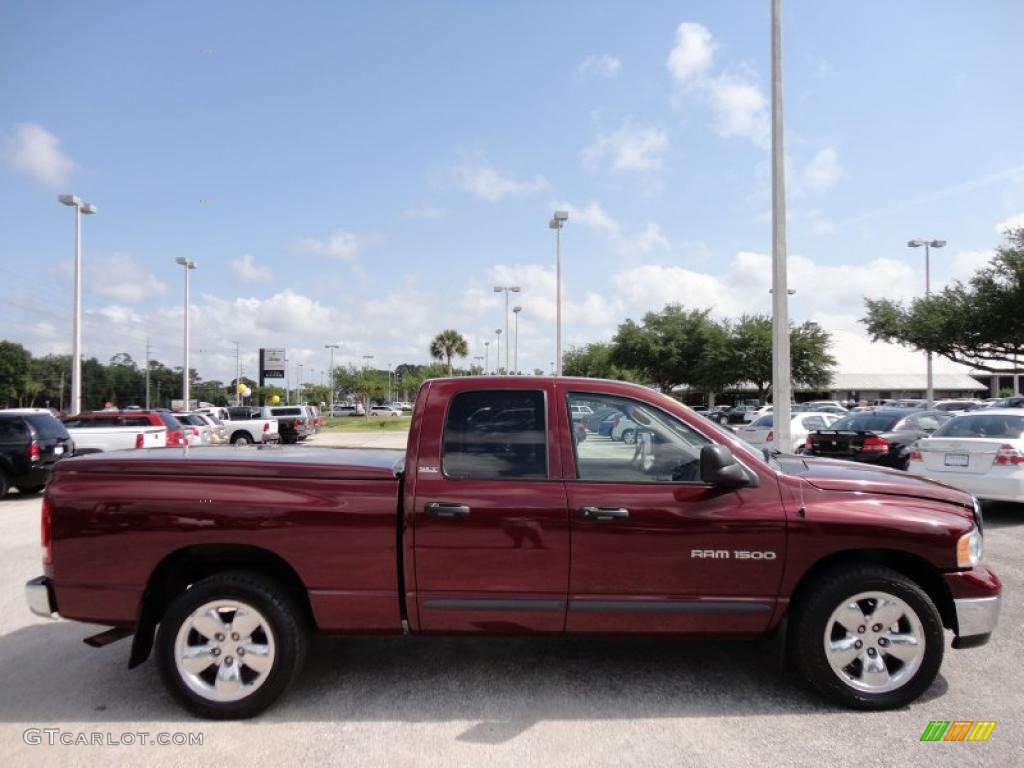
259 348 286 385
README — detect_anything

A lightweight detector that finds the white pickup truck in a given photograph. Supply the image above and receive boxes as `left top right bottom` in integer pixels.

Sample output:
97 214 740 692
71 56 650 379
196 406 280 445
64 425 166 454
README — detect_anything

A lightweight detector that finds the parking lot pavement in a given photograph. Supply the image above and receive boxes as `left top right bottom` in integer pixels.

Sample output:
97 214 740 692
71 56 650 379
307 430 408 449
1 491 1021 767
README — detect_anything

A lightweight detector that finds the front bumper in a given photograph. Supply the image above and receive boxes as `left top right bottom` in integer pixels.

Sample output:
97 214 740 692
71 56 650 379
952 595 1001 648
26 576 58 618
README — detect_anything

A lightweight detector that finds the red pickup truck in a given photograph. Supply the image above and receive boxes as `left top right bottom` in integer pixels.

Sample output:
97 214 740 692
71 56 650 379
25 377 1001 719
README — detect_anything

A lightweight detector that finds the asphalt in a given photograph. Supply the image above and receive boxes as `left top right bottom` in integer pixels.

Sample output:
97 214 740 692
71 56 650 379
1 454 1021 767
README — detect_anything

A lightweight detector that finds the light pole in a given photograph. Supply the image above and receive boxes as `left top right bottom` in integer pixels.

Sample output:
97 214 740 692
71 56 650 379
59 194 96 414
770 0 793 453
493 285 521 372
549 210 568 376
232 340 241 405
325 344 339 415
298 363 304 402
908 239 946 406
484 341 490 374
512 305 522 374
495 329 502 374
473 355 484 373
174 258 197 410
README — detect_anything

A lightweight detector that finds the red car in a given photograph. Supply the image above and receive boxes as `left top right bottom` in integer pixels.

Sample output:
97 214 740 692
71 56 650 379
28 377 999 719
61 410 187 447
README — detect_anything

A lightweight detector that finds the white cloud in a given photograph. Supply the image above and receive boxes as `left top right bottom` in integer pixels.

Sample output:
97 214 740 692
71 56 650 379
995 212 1024 234
558 200 670 260
803 147 843 192
666 23 768 147
290 229 363 260
88 253 167 303
577 54 622 79
666 22 715 85
450 153 548 202
581 119 670 174
2 123 77 187
942 249 993 285
402 204 447 220
229 253 273 283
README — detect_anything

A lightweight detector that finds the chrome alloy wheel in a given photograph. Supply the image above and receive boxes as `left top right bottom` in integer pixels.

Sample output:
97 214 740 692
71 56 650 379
174 599 276 702
823 591 925 694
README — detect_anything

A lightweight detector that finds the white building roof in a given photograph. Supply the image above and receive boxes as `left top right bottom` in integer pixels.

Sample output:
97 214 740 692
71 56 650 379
826 372 986 391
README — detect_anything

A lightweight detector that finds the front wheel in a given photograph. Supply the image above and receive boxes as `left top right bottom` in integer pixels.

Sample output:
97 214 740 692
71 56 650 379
790 565 943 710
155 572 307 719
621 429 636 445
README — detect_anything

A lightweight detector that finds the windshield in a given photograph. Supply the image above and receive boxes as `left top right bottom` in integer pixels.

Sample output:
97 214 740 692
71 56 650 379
934 414 1024 439
828 413 903 432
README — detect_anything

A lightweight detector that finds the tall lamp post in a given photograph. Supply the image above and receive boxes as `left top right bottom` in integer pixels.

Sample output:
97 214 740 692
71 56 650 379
907 239 946 406
59 194 97 414
298 363 304 402
512 305 522 374
473 355 484 373
495 329 502 374
493 285 520 372
484 341 490 374
325 344 339 415
174 258 197 410
549 210 568 375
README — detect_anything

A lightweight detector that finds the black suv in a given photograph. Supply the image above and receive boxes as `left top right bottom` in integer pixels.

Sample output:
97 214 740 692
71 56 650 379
0 411 74 496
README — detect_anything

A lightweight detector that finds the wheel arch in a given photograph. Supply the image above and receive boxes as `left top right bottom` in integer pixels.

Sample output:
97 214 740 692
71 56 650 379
787 549 956 632
129 543 315 669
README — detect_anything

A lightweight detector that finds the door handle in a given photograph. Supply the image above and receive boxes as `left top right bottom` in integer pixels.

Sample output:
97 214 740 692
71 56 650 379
425 502 472 518
580 506 629 521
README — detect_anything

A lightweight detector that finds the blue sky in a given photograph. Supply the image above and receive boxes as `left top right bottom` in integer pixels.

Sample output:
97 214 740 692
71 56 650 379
2 0 1023 385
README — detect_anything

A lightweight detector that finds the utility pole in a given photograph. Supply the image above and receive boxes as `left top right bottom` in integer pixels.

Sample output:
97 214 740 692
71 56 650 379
770 0 793 452
145 336 152 409
232 340 241 405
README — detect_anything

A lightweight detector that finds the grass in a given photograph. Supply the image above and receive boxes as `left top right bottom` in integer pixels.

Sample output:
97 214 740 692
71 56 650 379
324 416 411 431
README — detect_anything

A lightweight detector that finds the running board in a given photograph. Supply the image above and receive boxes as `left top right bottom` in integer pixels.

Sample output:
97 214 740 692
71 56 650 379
83 627 132 648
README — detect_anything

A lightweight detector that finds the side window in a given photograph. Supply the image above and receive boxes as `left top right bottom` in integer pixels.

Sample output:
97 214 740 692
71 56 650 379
568 393 711 483
0 420 26 442
802 416 826 430
442 390 547 480
121 417 153 427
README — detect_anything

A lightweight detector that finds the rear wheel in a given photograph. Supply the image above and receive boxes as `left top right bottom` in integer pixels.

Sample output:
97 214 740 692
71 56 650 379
622 428 636 445
0 470 9 498
18 485 45 494
156 572 307 719
231 433 253 445
790 565 943 710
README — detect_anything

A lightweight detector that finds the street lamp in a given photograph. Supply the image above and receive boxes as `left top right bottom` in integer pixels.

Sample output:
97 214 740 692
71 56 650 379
512 305 522 374
493 285 521 372
484 341 490 374
908 239 946 406
495 329 502 374
473 355 484 373
59 194 96 414
549 210 568 376
174 257 197 410
298 362 304 402
325 344 339 415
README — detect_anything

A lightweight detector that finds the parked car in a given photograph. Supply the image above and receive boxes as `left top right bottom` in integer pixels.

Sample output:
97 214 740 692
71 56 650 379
907 409 1024 503
370 404 402 417
0 411 73 495
175 413 215 444
889 399 929 410
27 376 999 718
987 396 1024 409
192 413 228 444
570 404 594 420
795 402 849 415
804 409 953 470
222 407 282 445
740 412 841 454
932 400 985 413
611 414 640 443
331 404 366 417
61 410 181 449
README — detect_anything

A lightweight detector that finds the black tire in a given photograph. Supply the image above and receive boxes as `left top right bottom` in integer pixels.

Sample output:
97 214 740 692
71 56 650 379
230 432 253 445
790 565 943 710
0 470 9 498
18 485 45 494
621 428 636 445
155 571 308 719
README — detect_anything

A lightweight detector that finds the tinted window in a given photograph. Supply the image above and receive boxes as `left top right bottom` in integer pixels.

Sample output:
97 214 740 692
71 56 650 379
0 418 29 442
902 413 949 432
156 413 182 429
23 414 70 439
121 416 154 427
829 413 904 432
442 390 547 480
270 407 302 416
569 393 711 483
934 414 1024 439
802 416 827 430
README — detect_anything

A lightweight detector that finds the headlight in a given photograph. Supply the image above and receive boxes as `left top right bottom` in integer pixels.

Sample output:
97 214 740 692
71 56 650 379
957 528 983 568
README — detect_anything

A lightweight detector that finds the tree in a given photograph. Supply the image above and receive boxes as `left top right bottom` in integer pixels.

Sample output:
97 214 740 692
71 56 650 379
726 315 834 399
563 342 638 381
610 305 721 393
862 229 1024 371
0 340 32 406
429 330 469 375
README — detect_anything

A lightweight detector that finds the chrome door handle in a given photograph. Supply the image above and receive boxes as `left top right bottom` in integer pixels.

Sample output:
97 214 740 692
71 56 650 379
425 502 471 518
580 506 629 521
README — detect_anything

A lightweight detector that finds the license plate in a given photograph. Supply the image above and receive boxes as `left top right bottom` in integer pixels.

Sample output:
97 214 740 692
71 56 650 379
944 453 969 467
53 446 64 455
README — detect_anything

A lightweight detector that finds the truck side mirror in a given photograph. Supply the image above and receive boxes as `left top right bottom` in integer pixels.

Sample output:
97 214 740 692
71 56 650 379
700 444 752 489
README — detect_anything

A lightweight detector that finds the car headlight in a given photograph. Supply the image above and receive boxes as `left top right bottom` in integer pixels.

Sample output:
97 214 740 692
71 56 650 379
957 528 983 568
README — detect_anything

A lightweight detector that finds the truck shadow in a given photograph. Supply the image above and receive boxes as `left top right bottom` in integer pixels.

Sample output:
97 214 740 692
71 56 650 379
979 501 1024 530
0 622 948 738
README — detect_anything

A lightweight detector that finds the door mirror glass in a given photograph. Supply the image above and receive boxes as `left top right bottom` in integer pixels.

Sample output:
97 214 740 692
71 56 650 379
699 444 752 488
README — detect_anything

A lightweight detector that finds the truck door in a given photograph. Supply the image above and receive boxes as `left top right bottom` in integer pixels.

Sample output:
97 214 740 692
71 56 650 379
410 382 569 633
559 389 786 634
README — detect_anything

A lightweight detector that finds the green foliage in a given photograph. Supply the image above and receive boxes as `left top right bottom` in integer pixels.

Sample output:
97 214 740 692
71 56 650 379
0 340 33 405
563 342 639 382
863 229 1024 371
429 329 470 375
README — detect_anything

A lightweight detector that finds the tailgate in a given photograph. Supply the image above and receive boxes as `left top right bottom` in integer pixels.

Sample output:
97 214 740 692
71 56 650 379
141 428 166 448
917 438 1001 475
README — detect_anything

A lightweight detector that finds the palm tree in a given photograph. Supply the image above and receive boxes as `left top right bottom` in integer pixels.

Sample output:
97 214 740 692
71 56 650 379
429 329 469 375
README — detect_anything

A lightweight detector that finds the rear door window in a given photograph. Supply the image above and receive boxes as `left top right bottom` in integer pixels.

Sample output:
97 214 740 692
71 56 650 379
0 418 28 443
442 390 547 480
23 414 70 439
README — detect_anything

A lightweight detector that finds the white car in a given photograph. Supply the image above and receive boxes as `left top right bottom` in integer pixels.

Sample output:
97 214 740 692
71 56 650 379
369 405 402 417
611 416 640 443
570 404 594 420
332 404 366 417
931 399 985 414
907 409 1024 503
741 412 841 454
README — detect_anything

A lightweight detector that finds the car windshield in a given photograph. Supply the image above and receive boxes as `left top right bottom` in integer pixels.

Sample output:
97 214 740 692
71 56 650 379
934 414 1024 439
828 413 904 432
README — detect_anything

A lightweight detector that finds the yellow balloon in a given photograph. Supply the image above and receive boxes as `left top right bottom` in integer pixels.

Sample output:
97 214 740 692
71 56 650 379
236 383 246 394
271 394 281 404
